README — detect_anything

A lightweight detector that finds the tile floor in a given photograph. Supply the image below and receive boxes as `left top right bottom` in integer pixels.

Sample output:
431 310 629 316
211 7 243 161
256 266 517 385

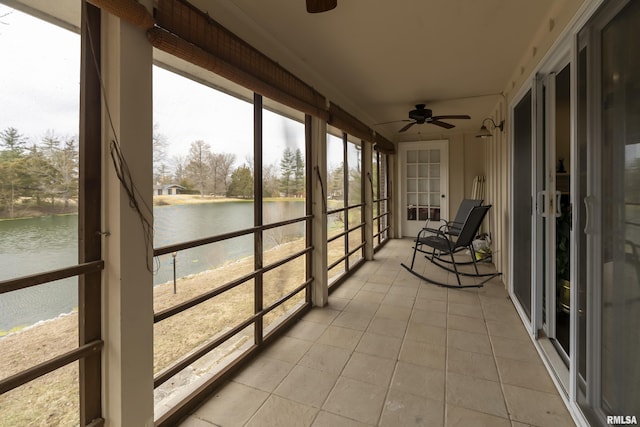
179 239 575 427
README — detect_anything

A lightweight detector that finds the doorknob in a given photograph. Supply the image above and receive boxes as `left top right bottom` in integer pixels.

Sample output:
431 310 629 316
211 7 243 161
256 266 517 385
441 194 445 198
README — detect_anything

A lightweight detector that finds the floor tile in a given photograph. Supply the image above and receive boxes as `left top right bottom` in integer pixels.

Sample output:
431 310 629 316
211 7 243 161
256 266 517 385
405 322 446 346
447 313 488 334
413 297 448 313
261 336 313 364
362 282 391 294
232 357 293 392
354 332 403 360
380 389 444 427
448 302 484 319
332 310 373 331
390 361 445 402
375 304 412 321
410 308 447 328
285 320 329 342
304 307 341 325
447 348 499 382
341 352 395 387
387 284 419 298
382 293 415 308
298 343 352 375
245 394 318 427
445 403 511 427
446 372 508 418
311 411 373 427
495 357 557 393
399 339 446 370
317 325 363 351
323 377 387 425
352 290 386 305
367 317 408 338
193 381 269 426
490 336 540 363
447 329 492 355
486 319 530 341
274 364 338 408
178 416 217 426
503 384 574 426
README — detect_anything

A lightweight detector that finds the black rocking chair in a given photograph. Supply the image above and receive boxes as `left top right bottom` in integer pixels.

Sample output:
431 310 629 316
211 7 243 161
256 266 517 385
424 198 482 237
401 205 501 288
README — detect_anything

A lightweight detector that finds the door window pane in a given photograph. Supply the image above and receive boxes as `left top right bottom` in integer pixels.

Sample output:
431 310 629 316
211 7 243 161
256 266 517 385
600 0 640 416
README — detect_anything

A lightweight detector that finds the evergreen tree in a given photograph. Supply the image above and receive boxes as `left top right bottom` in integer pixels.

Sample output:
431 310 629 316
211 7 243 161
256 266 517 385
279 147 295 197
227 165 253 198
294 148 305 197
0 127 28 159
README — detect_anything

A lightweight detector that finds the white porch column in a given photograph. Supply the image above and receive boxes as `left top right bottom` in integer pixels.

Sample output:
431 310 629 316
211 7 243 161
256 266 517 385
102 5 154 426
311 117 328 307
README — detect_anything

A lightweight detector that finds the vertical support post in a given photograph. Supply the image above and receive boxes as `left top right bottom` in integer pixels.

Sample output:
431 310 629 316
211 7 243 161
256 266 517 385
363 141 374 260
78 2 102 424
253 93 264 344
305 115 313 304
343 133 349 270
102 3 154 425
311 117 328 306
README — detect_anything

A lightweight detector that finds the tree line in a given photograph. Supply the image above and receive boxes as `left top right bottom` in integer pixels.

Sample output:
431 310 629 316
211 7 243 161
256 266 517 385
0 124 362 218
154 135 307 199
0 127 78 218
0 126 310 217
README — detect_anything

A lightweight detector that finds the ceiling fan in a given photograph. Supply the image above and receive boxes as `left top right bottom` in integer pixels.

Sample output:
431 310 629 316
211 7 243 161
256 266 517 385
306 0 337 13
386 104 471 132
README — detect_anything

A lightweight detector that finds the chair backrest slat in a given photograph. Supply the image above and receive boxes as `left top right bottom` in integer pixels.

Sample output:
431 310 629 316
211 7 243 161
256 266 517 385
454 205 491 249
452 199 483 225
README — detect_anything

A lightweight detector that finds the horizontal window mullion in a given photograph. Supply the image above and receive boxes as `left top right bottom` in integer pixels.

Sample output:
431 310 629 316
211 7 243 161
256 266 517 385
328 255 347 272
154 216 312 257
328 231 347 243
327 206 346 216
347 222 365 233
154 246 312 323
261 279 311 316
154 226 259 257
0 261 104 295
0 340 102 395
154 270 257 323
153 314 258 388
263 215 312 231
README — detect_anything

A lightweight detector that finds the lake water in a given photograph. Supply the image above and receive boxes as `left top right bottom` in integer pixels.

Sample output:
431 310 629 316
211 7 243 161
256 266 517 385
0 201 306 331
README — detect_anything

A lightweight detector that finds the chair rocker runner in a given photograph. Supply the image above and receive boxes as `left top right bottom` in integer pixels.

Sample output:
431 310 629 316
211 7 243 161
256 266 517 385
401 205 501 288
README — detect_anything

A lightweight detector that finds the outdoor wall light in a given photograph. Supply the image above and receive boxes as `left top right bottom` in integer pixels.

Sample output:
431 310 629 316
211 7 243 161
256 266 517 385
476 118 505 138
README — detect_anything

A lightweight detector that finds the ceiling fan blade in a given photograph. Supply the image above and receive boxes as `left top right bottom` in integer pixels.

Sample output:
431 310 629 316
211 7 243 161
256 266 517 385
399 122 417 132
306 0 337 13
431 115 471 120
375 119 411 126
430 120 455 129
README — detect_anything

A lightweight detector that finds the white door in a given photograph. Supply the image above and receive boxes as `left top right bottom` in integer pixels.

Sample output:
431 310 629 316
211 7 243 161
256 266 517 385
399 140 449 237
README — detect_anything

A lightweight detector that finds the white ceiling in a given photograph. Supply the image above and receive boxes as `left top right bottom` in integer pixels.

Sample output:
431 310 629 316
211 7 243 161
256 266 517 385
188 0 561 141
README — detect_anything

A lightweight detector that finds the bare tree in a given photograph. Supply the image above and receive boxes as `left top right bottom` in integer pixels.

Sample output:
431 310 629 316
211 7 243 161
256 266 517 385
185 140 213 197
153 124 170 184
214 152 236 195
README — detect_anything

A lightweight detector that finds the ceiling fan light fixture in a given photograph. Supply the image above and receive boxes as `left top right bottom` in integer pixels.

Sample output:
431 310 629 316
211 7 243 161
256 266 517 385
306 0 337 13
476 118 504 138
